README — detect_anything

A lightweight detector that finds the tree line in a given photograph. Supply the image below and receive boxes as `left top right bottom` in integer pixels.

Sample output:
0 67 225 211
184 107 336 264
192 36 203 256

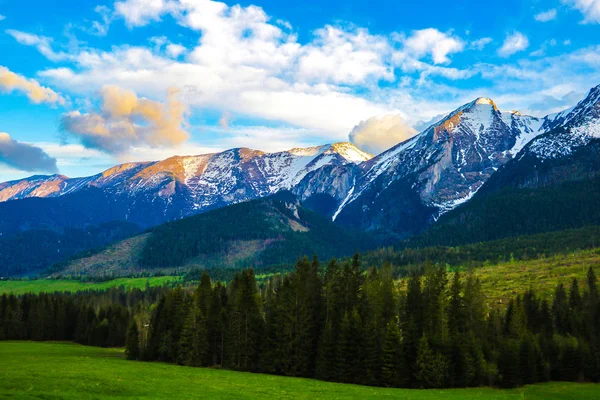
1 256 599 388
0 286 165 347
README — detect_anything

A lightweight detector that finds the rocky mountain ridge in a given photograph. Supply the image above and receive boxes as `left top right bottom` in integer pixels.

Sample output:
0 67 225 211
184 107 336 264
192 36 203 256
2 85 599 239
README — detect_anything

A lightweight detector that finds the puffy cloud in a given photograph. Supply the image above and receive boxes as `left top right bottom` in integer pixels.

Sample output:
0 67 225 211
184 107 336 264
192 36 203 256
562 0 600 23
0 14 5 21
166 43 186 58
0 66 65 105
535 9 558 22
297 26 393 84
114 0 178 27
38 35 392 139
60 85 189 154
498 32 529 57
398 28 465 64
0 133 59 173
349 114 417 155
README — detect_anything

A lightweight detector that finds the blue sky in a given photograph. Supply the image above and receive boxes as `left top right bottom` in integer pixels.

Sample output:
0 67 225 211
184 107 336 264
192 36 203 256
0 0 600 181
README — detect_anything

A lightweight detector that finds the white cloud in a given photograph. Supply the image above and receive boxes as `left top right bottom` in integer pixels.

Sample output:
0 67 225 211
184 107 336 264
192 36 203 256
470 37 493 50
349 114 417 154
535 9 557 22
0 14 5 21
398 28 465 64
114 0 177 27
0 66 65 105
297 25 393 84
530 39 558 57
60 85 189 154
89 5 113 36
498 32 529 57
562 0 600 23
35 0 396 140
166 43 186 58
0 133 58 173
6 29 68 61
11 0 600 158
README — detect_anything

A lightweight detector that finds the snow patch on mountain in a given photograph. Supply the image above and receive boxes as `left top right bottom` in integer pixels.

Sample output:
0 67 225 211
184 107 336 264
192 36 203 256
529 85 600 159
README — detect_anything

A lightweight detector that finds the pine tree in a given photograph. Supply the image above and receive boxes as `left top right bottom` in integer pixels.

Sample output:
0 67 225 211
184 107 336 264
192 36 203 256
335 312 352 383
448 271 464 337
569 278 582 336
381 322 407 387
290 256 322 377
553 283 570 335
315 322 336 381
207 282 227 366
180 300 208 367
197 272 213 317
227 269 263 371
415 335 447 388
463 274 486 340
498 339 521 388
125 321 140 360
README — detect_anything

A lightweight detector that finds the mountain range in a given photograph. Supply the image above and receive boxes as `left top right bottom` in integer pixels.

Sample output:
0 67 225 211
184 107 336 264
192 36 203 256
1 84 599 276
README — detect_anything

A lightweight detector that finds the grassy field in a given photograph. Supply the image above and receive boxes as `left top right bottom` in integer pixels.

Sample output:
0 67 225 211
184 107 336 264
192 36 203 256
390 248 600 308
0 342 598 399
2 248 600 302
0 276 181 295
471 249 600 307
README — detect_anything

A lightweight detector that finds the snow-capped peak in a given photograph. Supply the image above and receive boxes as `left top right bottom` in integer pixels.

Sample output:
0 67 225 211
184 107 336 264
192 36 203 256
474 97 495 106
326 142 373 163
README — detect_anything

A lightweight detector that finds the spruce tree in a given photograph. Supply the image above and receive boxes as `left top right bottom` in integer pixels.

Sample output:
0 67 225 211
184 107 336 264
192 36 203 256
125 321 140 360
381 322 407 387
315 322 336 381
180 300 208 367
553 283 569 335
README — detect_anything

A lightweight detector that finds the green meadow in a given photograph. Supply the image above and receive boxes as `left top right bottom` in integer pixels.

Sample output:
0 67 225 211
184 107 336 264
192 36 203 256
1 342 598 399
0 276 180 295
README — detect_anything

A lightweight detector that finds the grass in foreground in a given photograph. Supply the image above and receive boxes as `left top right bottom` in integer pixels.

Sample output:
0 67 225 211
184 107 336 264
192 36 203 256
0 342 598 399
0 276 180 295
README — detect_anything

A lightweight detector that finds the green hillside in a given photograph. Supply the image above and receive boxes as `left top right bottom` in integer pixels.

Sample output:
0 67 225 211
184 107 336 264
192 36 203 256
1 342 598 399
53 193 377 278
363 226 600 274
411 175 600 247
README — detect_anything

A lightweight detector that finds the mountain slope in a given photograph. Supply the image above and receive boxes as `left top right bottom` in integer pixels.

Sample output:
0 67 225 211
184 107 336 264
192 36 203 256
407 85 600 247
0 143 370 233
0 142 370 202
0 221 140 277
52 192 377 277
480 84 600 194
409 174 600 248
331 97 549 236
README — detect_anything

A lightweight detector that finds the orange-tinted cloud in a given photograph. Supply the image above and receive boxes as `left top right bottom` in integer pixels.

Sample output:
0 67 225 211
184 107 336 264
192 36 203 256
0 66 65 105
61 85 189 154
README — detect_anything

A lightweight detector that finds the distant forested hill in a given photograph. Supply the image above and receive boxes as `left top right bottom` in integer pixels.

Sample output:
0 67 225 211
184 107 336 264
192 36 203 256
52 192 377 277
